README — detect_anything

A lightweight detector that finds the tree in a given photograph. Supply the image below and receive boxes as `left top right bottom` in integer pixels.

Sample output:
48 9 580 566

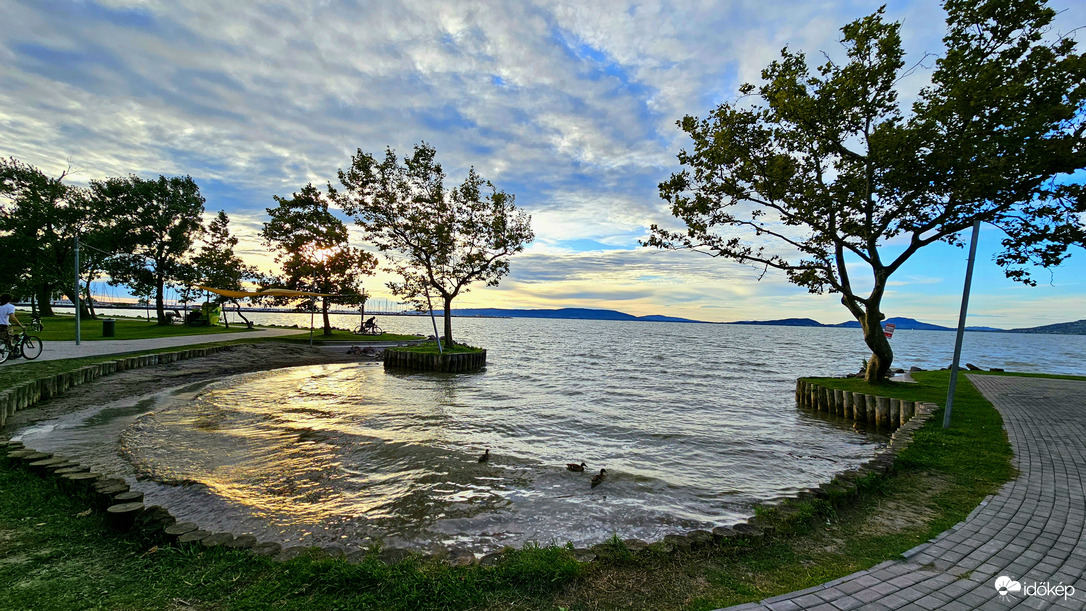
0 157 100 317
187 210 259 326
647 0 1085 382
261 183 376 335
336 143 534 346
93 174 206 324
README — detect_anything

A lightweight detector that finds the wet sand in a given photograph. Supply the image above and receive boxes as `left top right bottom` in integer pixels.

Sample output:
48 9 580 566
1 342 359 436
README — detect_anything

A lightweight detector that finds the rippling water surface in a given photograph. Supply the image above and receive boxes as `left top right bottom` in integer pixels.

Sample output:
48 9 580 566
17 316 1086 552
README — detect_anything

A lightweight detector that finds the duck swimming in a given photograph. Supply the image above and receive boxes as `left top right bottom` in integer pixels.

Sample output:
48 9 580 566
478 449 489 463
566 462 587 472
590 468 607 488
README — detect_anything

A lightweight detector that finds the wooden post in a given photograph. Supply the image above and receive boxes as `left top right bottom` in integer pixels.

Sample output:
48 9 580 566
833 389 844 416
842 391 853 419
105 502 145 531
902 400 915 424
865 394 877 424
889 398 901 429
876 396 890 430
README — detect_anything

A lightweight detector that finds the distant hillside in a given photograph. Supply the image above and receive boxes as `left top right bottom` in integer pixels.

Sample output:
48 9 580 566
447 308 703 323
441 309 1085 333
725 316 1002 332
1007 319 1086 335
832 317 954 331
727 318 824 327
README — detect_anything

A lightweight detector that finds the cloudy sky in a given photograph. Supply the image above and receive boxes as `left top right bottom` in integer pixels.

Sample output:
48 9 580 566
2 0 1084 328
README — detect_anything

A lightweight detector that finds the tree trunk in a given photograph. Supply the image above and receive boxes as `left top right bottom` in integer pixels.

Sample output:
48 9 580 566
443 295 454 347
82 281 97 318
860 308 893 382
36 284 54 317
57 285 92 318
155 277 167 325
322 297 332 335
232 300 250 328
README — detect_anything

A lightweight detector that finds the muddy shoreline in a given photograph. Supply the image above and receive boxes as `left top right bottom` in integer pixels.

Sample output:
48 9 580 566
1 343 359 437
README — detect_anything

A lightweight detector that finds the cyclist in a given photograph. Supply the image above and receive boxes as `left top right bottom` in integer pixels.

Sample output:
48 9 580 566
0 293 22 348
363 316 377 333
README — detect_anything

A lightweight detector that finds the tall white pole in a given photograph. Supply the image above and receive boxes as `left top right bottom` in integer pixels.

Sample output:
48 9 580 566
943 220 982 429
74 234 81 345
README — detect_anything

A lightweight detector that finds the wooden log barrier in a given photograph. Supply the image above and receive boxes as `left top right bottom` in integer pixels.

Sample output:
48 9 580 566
105 502 145 531
794 378 928 430
383 349 487 372
901 400 915 425
875 396 890 430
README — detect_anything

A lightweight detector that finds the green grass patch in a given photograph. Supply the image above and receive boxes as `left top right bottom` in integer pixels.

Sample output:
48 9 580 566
0 337 260 392
22 312 256 342
275 328 423 344
0 453 583 610
396 341 483 354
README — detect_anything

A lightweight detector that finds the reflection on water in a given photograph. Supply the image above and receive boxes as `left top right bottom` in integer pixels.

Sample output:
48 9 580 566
25 318 1086 553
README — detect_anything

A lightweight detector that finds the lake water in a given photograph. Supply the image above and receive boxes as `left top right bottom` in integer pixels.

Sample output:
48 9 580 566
16 314 1086 553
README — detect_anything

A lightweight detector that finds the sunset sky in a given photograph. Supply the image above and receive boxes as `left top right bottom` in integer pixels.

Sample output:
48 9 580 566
2 0 1084 328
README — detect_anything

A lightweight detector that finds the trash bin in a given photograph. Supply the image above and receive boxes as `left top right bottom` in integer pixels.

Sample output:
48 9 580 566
103 318 116 337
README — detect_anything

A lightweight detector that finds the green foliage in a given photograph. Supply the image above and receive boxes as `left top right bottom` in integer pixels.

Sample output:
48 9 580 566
0 157 99 316
262 183 377 335
649 0 1086 381
184 210 258 302
336 142 533 346
91 174 206 324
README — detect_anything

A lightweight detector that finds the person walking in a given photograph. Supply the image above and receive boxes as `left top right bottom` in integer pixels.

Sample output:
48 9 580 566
0 293 22 348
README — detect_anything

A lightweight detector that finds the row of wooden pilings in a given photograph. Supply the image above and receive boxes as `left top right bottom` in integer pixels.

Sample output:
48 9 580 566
383 348 487 373
0 346 231 428
795 379 918 431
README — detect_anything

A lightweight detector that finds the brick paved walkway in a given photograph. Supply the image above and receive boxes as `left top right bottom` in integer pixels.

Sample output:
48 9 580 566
723 374 1086 610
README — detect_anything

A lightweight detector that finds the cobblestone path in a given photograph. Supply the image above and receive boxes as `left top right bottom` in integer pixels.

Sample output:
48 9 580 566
722 374 1086 610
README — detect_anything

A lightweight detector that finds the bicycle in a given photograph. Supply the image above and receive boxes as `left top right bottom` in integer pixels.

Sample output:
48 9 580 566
0 328 43 363
353 323 384 336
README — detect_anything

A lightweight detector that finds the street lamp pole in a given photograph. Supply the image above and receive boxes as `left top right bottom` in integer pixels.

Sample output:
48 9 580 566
943 220 982 429
74 234 81 345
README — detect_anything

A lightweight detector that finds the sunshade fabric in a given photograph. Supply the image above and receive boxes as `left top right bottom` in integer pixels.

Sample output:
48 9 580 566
194 285 335 298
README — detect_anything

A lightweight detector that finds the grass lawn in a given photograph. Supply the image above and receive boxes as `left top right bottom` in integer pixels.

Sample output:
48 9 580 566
22 312 257 342
0 357 1025 609
276 328 424 344
395 341 483 354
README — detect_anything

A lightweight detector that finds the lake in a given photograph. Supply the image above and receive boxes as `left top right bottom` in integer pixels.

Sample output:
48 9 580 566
16 314 1086 553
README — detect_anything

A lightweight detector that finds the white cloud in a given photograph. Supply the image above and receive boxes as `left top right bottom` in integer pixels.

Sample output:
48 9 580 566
3 0 1085 328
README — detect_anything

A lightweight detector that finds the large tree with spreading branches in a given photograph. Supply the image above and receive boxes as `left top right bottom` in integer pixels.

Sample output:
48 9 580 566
336 142 534 346
0 157 102 317
262 183 377 335
93 174 206 325
647 0 1085 382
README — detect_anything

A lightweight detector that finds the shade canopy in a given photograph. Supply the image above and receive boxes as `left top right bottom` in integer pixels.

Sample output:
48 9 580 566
194 285 335 299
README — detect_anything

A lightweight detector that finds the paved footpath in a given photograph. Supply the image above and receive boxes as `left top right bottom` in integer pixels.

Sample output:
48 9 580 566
4 327 304 363
724 374 1086 611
